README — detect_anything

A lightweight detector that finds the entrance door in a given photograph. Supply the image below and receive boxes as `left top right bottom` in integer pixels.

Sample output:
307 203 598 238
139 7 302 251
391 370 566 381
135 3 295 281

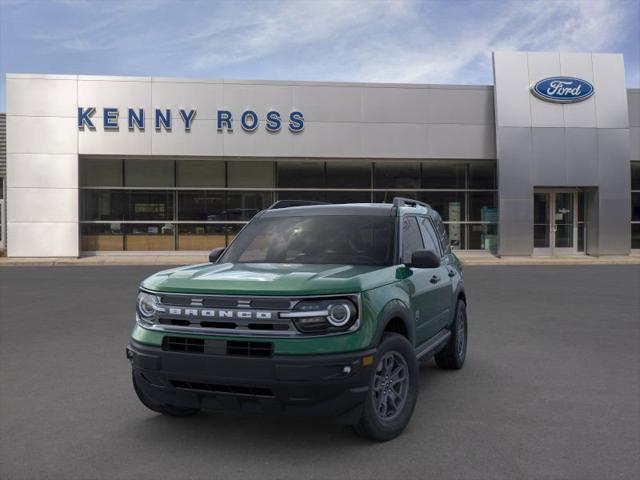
533 190 578 255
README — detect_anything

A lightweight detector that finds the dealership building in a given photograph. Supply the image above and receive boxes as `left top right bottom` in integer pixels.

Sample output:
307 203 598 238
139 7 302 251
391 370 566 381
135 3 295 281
1 51 639 257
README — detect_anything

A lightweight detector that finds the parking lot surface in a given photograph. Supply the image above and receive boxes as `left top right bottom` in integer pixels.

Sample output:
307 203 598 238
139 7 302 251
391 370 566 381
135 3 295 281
1 265 639 480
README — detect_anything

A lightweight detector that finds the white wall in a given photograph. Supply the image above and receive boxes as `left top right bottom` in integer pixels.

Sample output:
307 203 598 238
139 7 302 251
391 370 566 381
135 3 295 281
6 74 79 257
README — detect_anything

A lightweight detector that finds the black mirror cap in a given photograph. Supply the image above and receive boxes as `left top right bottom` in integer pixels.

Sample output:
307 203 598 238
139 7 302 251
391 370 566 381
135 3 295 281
409 249 441 269
208 247 225 263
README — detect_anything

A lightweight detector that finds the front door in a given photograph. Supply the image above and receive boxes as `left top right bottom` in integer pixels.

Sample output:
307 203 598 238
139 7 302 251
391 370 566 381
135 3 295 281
533 190 578 255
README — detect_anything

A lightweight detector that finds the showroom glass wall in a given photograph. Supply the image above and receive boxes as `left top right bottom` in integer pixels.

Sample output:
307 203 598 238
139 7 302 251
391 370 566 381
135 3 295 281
79 157 498 252
632 162 640 250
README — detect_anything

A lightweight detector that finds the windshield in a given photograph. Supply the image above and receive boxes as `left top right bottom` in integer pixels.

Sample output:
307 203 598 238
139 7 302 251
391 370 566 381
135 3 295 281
221 215 396 266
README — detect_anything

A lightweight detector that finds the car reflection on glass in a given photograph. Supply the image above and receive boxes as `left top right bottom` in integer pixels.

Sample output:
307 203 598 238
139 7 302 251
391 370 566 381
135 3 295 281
207 209 260 221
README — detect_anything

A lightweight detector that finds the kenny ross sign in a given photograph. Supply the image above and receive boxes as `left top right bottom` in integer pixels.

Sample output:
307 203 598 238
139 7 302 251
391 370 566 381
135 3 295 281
530 76 594 103
77 107 304 133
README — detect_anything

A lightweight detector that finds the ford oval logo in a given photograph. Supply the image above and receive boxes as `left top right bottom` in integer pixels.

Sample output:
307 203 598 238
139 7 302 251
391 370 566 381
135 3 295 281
531 77 594 103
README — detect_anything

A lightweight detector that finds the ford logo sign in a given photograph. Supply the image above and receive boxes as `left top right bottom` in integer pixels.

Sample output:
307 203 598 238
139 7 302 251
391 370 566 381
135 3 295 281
531 77 594 103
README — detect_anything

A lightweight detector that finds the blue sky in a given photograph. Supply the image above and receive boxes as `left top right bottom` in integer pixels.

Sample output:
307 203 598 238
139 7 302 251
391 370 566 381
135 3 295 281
0 0 639 111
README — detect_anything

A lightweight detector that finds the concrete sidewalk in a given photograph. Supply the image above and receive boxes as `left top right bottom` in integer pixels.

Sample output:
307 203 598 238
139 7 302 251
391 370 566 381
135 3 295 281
1 252 639 266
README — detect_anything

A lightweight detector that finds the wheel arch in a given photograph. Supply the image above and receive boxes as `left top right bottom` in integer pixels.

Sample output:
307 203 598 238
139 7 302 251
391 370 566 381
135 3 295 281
371 300 415 347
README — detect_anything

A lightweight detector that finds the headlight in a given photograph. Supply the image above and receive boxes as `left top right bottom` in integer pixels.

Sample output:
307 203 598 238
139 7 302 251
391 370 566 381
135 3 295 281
136 291 160 325
282 297 358 334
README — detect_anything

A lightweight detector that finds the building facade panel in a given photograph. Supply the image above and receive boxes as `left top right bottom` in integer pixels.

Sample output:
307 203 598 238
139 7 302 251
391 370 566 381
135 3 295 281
7 153 78 189
7 222 78 257
6 76 77 118
527 52 565 128
559 53 597 128
592 54 629 129
493 51 631 256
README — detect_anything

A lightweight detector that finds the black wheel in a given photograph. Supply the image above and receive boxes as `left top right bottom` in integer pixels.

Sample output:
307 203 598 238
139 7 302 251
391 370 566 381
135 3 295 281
435 300 467 370
353 333 418 441
132 373 200 417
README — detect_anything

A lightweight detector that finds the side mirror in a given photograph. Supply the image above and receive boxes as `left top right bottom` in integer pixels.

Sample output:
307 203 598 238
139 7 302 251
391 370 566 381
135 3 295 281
408 249 440 269
208 247 225 263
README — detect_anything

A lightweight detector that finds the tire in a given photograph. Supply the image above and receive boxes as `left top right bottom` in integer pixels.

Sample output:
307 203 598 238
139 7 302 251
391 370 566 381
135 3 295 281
435 300 467 370
353 333 418 442
132 372 201 417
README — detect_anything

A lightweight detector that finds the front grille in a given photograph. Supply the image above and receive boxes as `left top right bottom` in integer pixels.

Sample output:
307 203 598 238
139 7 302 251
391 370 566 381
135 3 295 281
145 292 360 338
227 340 273 357
163 336 204 353
160 294 291 310
162 336 273 357
171 380 274 397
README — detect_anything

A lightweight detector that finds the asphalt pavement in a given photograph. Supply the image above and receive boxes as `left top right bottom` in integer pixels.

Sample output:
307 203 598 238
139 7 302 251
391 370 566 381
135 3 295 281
0 265 638 480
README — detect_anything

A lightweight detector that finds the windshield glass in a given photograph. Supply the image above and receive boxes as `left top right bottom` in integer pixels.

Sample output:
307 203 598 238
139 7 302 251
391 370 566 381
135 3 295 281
221 215 396 266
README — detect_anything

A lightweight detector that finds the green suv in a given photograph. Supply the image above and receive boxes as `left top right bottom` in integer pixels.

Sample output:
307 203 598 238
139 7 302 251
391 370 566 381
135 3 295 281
127 198 467 441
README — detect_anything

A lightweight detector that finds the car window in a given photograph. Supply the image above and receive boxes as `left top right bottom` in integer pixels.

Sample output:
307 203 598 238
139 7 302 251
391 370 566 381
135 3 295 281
221 215 396 266
434 217 450 253
419 217 442 257
401 217 424 263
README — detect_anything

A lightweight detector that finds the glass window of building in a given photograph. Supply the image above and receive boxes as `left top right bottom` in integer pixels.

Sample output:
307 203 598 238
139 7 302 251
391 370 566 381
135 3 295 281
421 162 465 189
176 160 225 188
632 163 640 249
277 190 328 202
468 162 496 189
375 162 420 189
81 190 126 221
81 158 123 186
79 157 498 252
469 191 497 222
178 191 224 221
326 161 371 189
125 159 174 187
631 162 640 190
227 191 272 220
128 191 174 221
420 192 465 222
277 161 325 188
325 191 372 204
468 224 497 251
228 161 274 188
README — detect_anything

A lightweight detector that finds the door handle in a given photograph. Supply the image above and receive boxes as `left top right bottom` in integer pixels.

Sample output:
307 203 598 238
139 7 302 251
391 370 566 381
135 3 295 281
430 275 440 284
447 268 456 278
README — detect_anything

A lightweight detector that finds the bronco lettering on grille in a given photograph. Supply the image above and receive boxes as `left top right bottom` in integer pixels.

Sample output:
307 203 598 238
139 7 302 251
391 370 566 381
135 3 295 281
157 306 274 320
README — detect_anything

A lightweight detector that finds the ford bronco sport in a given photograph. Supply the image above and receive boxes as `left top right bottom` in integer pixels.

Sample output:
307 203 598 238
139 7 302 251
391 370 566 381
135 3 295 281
127 197 467 441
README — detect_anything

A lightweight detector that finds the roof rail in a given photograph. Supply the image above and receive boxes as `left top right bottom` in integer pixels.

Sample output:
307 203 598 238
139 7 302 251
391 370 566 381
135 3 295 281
392 197 431 209
268 200 330 210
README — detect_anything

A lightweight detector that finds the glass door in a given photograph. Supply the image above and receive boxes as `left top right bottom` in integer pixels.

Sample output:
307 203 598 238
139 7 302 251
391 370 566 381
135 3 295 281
553 192 576 254
533 192 551 254
533 189 578 255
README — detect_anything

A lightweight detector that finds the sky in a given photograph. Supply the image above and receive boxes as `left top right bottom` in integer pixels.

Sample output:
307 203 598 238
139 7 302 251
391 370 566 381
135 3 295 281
0 0 639 111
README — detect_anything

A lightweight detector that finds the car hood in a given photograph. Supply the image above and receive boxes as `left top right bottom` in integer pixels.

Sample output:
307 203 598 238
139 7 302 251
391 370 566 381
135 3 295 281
141 262 399 295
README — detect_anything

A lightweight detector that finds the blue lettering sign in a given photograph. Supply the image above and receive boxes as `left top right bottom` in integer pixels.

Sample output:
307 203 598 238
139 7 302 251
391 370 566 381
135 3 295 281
78 107 96 129
155 109 172 130
103 108 119 129
531 77 594 103
241 110 259 132
288 111 304 133
78 106 304 134
217 110 233 131
265 110 281 132
179 109 197 130
128 108 145 130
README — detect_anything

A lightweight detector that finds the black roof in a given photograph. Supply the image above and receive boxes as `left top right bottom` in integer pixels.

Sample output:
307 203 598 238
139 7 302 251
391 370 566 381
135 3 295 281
260 198 440 219
262 203 395 217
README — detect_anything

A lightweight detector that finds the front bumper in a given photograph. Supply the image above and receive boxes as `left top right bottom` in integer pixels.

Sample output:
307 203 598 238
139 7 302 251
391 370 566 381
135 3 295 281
127 339 376 423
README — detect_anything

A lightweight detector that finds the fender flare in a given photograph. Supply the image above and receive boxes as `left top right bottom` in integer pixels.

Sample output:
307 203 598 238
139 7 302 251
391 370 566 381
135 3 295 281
371 299 415 347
